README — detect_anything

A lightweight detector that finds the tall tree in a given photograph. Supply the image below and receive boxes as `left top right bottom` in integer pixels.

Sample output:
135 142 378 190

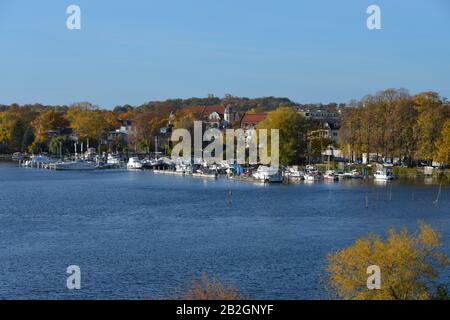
435 120 450 166
0 111 29 152
67 108 108 144
413 92 447 162
29 109 68 152
257 107 307 165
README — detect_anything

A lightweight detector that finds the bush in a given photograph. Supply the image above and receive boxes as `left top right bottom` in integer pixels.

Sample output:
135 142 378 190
325 222 449 300
180 273 246 300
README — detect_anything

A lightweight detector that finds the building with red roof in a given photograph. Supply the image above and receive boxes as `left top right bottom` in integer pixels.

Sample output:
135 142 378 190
240 113 268 130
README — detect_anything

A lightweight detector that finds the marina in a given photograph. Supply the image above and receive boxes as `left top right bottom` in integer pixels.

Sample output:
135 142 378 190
13 153 450 185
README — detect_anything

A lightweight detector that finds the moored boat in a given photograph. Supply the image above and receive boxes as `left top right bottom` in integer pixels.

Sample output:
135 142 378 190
342 169 363 179
324 170 339 181
374 170 394 180
285 166 305 179
253 166 283 183
304 165 322 182
127 157 143 169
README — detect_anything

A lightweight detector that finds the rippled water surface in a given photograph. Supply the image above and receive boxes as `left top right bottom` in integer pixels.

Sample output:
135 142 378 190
0 162 449 299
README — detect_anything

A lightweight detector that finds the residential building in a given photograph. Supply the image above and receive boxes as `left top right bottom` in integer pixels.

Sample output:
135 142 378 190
240 113 268 130
178 105 242 130
298 107 341 122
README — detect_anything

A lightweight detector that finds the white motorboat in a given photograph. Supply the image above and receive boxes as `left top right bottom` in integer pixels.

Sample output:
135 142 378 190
22 155 53 167
193 169 218 179
324 170 339 181
304 173 322 182
374 170 394 180
127 157 143 169
253 166 283 183
107 154 122 165
285 166 304 179
175 163 192 175
304 165 322 182
342 169 363 179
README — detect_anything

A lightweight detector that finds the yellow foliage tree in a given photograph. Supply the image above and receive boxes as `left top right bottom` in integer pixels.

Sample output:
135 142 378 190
67 108 108 141
257 107 307 165
0 111 17 145
326 223 449 300
0 111 29 152
435 120 450 165
413 92 447 162
181 273 245 300
29 109 68 152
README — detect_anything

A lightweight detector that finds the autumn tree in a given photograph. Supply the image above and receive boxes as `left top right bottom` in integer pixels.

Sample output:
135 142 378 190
0 111 30 152
413 92 447 163
181 273 246 300
129 112 168 153
173 111 199 135
66 107 108 144
326 223 449 300
29 109 68 152
103 111 120 131
434 120 450 166
338 107 361 161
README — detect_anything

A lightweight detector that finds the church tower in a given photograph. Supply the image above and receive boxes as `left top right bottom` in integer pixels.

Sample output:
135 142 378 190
224 105 233 123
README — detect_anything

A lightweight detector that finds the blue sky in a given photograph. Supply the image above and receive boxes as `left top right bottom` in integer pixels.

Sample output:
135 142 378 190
0 0 449 108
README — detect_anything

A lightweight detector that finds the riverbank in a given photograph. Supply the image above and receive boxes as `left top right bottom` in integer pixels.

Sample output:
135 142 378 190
315 163 450 180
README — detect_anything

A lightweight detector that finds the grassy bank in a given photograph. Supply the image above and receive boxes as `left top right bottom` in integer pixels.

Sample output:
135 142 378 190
314 163 450 180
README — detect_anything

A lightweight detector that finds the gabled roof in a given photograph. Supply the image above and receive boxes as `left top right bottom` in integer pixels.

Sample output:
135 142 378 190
241 113 268 123
203 105 225 114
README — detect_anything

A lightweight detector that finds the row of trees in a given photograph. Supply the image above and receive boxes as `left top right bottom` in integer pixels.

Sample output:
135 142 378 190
0 102 170 155
1 90 449 165
339 89 450 165
0 96 302 155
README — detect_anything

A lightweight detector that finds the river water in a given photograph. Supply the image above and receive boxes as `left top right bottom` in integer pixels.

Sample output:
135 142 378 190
0 162 448 299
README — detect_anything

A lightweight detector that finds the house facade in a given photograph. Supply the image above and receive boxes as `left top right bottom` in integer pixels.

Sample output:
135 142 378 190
240 113 268 130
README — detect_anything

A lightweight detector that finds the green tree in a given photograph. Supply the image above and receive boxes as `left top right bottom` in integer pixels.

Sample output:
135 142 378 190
257 107 307 165
326 223 449 300
0 111 29 152
48 135 74 156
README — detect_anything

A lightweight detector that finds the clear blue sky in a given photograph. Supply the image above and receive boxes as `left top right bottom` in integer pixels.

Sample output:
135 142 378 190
0 0 449 108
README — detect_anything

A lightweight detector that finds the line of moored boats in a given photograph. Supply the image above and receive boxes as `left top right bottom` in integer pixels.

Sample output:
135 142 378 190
18 152 395 183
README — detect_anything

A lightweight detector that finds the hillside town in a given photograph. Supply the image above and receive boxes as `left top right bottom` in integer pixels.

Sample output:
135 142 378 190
1 89 450 182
